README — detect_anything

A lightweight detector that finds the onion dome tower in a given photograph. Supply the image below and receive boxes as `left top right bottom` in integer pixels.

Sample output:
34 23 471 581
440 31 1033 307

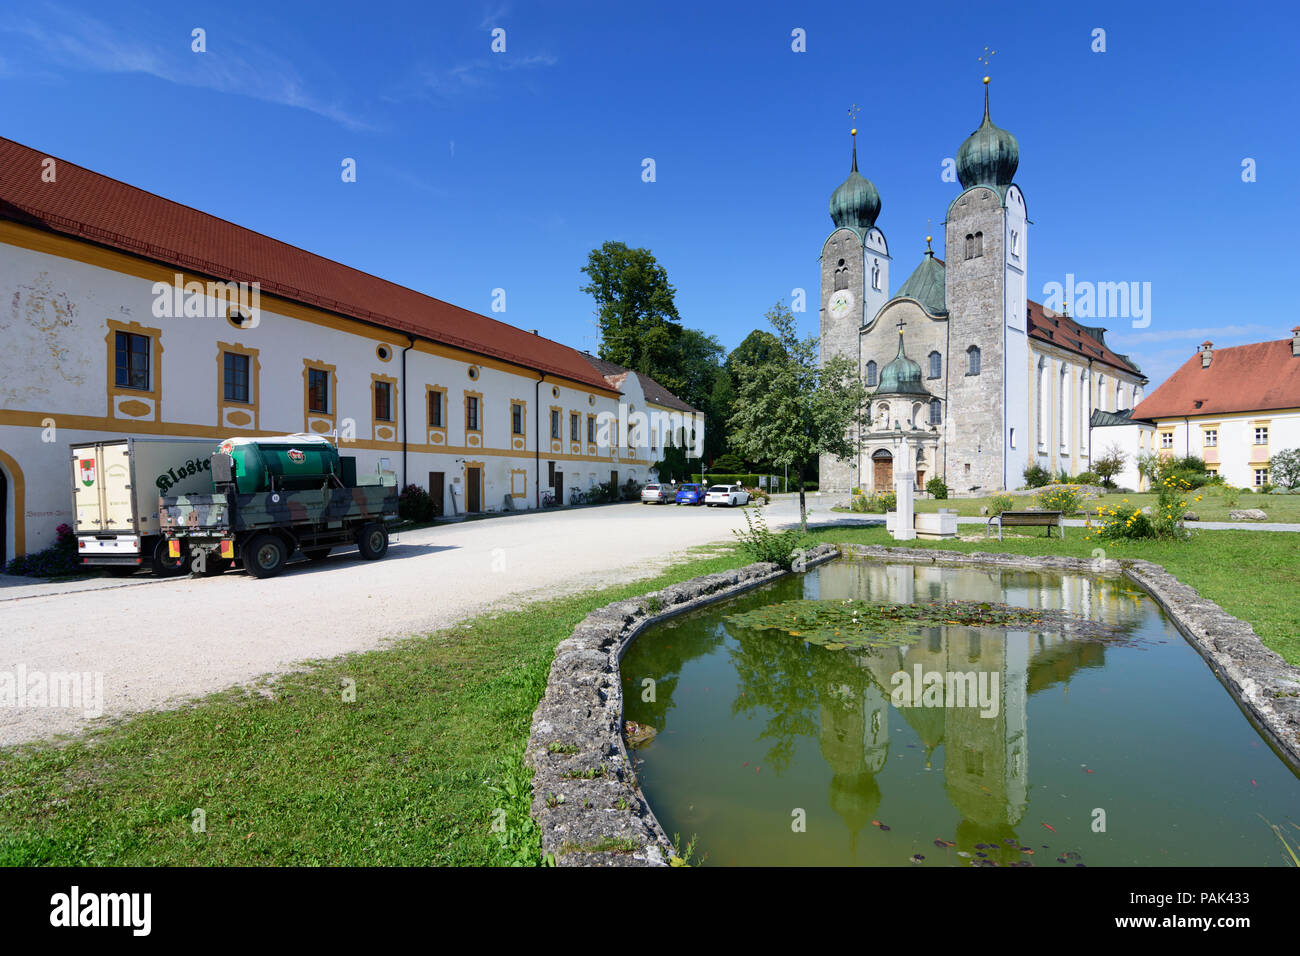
955 78 1019 193
828 129 881 231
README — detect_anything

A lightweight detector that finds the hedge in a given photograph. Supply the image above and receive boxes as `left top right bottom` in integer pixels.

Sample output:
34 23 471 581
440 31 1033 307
689 473 788 492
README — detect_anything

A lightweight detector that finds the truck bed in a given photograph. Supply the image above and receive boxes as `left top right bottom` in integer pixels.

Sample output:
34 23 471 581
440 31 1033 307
160 486 397 535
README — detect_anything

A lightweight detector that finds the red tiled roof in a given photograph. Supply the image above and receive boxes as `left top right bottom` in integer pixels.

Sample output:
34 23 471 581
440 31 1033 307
1133 338 1300 419
0 136 614 391
1027 300 1142 377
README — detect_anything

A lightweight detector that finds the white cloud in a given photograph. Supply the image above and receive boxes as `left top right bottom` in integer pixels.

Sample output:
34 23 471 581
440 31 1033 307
1 5 374 131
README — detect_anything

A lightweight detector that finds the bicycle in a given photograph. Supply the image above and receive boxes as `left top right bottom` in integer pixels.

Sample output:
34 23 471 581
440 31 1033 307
541 491 557 508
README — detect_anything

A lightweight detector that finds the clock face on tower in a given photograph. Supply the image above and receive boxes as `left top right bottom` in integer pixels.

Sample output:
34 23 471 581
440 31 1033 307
828 288 855 320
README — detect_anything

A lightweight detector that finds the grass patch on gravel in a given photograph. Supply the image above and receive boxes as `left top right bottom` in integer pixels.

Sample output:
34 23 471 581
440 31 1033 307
0 548 756 867
2 524 1293 867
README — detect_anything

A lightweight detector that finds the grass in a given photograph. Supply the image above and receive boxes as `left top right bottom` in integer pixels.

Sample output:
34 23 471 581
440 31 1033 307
0 546 755 867
1 524 1296 866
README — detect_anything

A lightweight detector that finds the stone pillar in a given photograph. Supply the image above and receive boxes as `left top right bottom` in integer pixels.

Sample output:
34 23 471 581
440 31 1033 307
892 442 916 541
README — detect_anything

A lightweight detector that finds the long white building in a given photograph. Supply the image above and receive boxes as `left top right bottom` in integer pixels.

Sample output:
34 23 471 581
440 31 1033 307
0 137 701 563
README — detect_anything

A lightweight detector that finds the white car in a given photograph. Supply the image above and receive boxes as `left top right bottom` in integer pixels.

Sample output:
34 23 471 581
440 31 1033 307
704 484 750 507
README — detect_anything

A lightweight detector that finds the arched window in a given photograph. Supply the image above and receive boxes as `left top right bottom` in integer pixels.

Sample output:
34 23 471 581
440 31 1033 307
1059 365 1070 453
966 345 981 376
1097 374 1107 412
1037 356 1050 451
865 360 878 387
974 231 984 257
928 351 942 379
929 399 942 425
964 234 974 259
911 402 923 427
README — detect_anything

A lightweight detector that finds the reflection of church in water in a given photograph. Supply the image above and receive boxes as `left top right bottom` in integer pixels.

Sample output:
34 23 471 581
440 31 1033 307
810 563 1123 853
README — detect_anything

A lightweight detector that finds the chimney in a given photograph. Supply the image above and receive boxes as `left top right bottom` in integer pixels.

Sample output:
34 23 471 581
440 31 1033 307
1292 326 1300 357
529 329 539 335
1200 341 1213 368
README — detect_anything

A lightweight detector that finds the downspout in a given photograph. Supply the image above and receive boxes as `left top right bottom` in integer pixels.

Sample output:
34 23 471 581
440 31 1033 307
400 335 414 489
535 372 545 509
942 313 950 483
1086 358 1094 464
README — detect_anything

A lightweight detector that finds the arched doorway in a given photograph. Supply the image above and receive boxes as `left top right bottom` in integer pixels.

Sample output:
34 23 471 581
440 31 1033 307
0 464 6 567
871 449 893 490
0 449 24 568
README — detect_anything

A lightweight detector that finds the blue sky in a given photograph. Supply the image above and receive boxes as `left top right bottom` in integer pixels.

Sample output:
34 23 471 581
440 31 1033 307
1 0 1296 388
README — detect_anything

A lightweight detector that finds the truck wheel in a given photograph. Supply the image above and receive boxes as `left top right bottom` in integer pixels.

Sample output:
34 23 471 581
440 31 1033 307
151 539 188 577
357 524 388 560
243 534 288 579
304 548 331 561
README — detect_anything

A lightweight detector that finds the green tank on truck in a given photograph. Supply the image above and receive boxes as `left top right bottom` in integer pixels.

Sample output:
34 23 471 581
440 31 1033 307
158 434 399 579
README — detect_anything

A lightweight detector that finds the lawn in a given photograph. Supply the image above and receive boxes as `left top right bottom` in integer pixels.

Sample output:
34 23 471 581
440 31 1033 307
0 526 1295 867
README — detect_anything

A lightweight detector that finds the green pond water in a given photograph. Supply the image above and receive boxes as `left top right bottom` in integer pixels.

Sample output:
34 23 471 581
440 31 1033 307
620 559 1300 867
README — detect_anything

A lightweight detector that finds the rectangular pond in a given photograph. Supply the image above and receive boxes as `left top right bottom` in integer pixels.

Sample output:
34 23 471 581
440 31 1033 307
619 558 1300 866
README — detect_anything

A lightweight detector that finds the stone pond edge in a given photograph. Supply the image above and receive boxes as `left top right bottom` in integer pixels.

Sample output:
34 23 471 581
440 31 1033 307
527 541 1300 866
525 542 841 866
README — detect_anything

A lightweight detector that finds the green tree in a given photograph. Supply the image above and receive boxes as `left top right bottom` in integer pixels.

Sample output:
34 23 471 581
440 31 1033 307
728 300 867 529
1270 448 1300 489
726 329 786 375
1092 444 1127 488
580 241 684 390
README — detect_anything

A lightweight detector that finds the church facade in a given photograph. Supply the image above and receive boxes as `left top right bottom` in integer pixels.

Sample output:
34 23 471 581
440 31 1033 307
820 80 1147 496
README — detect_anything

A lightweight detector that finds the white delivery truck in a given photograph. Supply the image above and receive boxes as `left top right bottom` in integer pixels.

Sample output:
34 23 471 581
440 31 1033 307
71 438 218 575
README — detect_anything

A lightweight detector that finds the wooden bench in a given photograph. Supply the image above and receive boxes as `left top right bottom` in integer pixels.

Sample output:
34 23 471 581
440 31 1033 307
987 510 1065 541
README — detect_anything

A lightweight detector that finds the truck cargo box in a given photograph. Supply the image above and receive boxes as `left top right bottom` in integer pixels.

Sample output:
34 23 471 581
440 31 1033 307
71 438 218 573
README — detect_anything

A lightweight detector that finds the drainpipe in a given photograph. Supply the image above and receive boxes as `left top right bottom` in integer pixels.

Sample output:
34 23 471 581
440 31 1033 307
942 314 950 484
535 372 545 509
1086 358 1094 465
400 335 414 489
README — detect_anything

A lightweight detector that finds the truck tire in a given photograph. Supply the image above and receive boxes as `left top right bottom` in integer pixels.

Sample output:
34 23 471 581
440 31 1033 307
243 534 289 579
303 548 331 561
357 524 388 561
151 539 188 577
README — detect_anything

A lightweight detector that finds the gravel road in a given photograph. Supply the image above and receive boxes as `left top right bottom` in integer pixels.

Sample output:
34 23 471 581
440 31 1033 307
0 499 799 746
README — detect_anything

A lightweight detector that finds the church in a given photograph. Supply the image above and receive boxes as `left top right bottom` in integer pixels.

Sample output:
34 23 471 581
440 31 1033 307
819 79 1147 496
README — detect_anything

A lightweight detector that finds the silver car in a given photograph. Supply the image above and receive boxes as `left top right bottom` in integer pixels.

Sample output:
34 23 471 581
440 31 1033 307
640 483 674 504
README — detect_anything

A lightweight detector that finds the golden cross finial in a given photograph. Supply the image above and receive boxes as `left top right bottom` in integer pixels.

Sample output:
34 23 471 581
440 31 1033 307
978 45 996 82
848 103 861 128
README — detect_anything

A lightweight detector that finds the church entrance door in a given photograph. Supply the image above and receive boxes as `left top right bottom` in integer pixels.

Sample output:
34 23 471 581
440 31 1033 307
871 451 893 490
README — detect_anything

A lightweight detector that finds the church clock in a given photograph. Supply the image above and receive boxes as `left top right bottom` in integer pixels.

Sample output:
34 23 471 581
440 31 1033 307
827 288 855 320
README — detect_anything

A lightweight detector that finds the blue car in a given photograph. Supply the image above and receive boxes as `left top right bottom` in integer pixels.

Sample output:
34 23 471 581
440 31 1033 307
675 483 705 505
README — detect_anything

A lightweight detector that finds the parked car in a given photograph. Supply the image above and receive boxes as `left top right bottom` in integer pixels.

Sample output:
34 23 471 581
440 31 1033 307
640 483 674 504
705 484 751 507
675 483 706 505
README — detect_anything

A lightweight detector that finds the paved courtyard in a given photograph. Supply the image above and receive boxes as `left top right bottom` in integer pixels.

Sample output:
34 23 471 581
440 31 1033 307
0 500 797 746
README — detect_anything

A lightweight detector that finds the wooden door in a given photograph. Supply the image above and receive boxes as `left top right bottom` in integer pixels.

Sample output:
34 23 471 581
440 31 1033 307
467 467 481 513
429 472 444 517
873 458 892 489
555 471 564 503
